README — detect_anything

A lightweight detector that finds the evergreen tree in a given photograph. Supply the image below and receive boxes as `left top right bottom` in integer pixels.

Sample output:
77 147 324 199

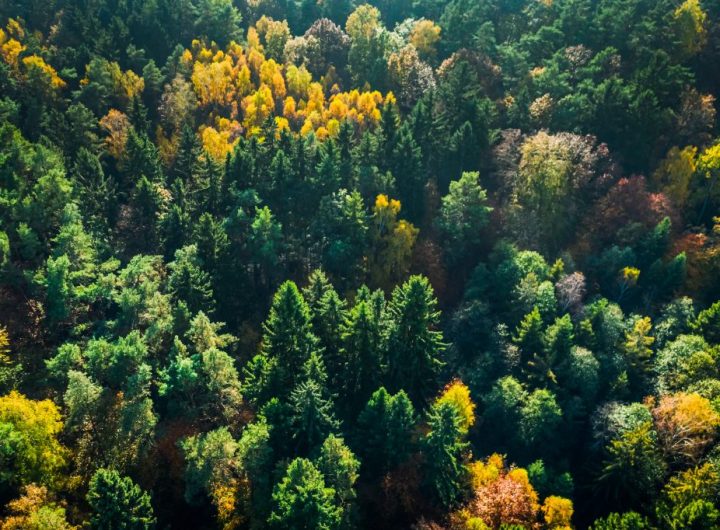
356 387 416 476
245 281 319 403
268 458 342 530
386 275 445 404
339 288 387 413
289 379 340 454
422 400 469 509
87 468 156 530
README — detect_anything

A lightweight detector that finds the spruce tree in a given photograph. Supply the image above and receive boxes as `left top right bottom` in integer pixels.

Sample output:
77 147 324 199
386 275 445 404
87 468 156 530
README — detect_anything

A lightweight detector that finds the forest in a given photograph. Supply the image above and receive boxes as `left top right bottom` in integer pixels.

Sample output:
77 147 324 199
1 0 720 528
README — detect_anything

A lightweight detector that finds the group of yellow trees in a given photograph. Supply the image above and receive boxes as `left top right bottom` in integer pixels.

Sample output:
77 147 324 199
180 24 392 160
0 19 65 93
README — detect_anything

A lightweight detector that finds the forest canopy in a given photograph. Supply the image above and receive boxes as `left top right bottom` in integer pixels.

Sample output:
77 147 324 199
1 0 720 528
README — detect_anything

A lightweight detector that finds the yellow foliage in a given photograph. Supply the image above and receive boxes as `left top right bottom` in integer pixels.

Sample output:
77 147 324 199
369 195 419 289
653 392 720 463
437 380 476 432
1 485 77 530
455 455 542 530
5 18 24 40
0 38 25 67
542 496 574 529
178 39 391 139
99 109 131 159
0 391 67 487
211 481 243 530
624 316 654 362
698 141 720 178
201 118 240 161
242 85 274 130
22 55 66 89
674 0 707 56
192 56 235 107
621 266 640 285
118 68 144 101
346 4 381 40
467 454 503 490
411 20 441 59
653 146 697 207
286 64 312 99
247 26 263 52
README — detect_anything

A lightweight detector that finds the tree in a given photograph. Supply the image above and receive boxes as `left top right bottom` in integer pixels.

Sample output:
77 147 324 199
346 4 388 89
368 195 419 290
86 468 156 530
422 400 469 509
289 380 340 454
651 393 720 465
435 380 476 433
656 463 720 530
168 245 215 315
180 427 244 523
1 485 76 530
0 327 20 393
339 288 387 413
356 387 416 476
313 190 369 287
598 422 666 508
673 0 707 57
460 455 542 530
268 458 342 530
0 391 66 494
691 301 720 344
317 434 360 526
436 171 492 263
193 0 242 48
245 281 319 403
386 275 445 404
510 131 610 253
589 512 654 530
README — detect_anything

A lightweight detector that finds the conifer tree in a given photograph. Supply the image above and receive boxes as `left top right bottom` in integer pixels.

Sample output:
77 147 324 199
386 275 445 404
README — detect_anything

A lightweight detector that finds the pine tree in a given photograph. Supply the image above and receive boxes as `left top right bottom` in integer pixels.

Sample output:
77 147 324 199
87 468 156 530
289 379 340 454
247 281 320 403
386 275 445 404
422 400 469 509
268 458 342 530
356 387 416 476
168 245 215 315
339 288 387 413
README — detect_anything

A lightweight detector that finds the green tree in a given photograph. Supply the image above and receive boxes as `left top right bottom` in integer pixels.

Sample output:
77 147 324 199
422 400 469 509
339 287 387 413
168 245 215 315
386 275 445 404
436 171 492 263
245 281 319 403
87 468 156 530
356 387 415 476
268 458 342 530
290 380 340 454
317 434 360 526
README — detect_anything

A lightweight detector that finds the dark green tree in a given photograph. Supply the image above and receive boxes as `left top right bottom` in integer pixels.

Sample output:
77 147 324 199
422 400 469 509
386 275 445 404
268 458 342 530
86 468 156 530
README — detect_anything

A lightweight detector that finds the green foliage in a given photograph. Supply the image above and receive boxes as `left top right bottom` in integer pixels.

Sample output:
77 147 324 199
386 275 445 404
422 400 469 509
436 171 492 262
87 468 155 530
268 457 342 530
